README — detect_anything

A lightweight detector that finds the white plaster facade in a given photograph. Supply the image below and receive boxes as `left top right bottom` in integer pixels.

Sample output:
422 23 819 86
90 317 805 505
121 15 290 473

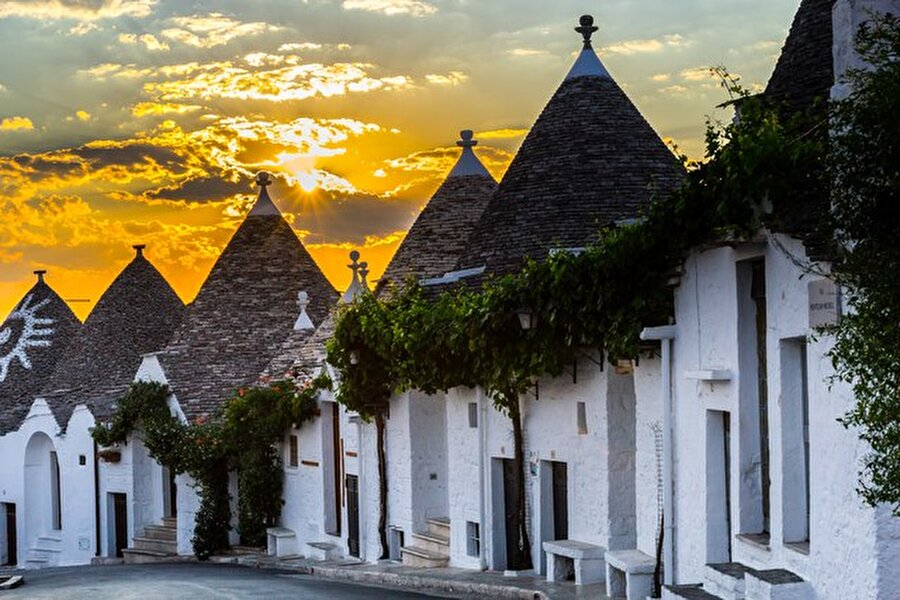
639 234 900 598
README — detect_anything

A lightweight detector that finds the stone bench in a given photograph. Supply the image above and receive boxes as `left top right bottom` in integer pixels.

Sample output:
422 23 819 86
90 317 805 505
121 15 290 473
266 527 297 558
542 539 606 585
605 549 656 599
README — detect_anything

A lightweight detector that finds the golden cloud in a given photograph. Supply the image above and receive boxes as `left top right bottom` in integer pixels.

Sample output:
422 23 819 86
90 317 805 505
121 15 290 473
0 0 156 21
425 71 468 86
142 59 413 102
131 102 201 117
119 32 169 51
604 34 689 56
476 128 528 140
342 0 437 17
0 116 33 131
161 13 273 48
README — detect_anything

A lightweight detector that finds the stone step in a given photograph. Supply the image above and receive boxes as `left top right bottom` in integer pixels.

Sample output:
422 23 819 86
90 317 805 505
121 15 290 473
132 536 177 554
0 575 24 590
744 569 813 600
144 525 177 541
705 562 756 600
400 545 450 569
37 535 62 544
410 531 449 556
306 542 342 562
663 584 722 600
122 548 179 565
426 517 450 538
161 516 177 528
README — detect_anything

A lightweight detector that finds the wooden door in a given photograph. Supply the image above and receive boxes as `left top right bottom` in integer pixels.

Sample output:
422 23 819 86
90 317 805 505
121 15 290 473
552 462 568 540
3 504 15 566
346 475 360 557
113 493 127 558
502 459 527 570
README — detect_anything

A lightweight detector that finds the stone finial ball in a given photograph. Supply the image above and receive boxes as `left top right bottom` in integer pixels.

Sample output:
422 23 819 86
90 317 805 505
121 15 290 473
255 171 272 186
350 250 360 261
460 129 474 142
580 15 594 28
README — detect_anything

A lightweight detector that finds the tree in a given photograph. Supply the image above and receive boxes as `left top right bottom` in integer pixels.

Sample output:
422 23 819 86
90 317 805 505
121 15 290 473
830 14 900 514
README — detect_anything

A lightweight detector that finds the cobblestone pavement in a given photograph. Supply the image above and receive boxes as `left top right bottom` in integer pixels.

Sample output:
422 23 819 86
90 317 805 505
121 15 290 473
1 563 450 599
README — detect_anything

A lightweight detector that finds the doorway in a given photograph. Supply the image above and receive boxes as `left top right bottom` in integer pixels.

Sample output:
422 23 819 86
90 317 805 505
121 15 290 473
109 493 128 558
552 462 568 540
707 411 732 563
162 467 177 518
346 475 360 557
1 503 16 566
502 458 528 570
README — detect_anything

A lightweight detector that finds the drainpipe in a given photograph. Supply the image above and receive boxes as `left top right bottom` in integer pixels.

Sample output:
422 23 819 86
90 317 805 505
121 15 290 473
478 388 487 570
640 325 677 586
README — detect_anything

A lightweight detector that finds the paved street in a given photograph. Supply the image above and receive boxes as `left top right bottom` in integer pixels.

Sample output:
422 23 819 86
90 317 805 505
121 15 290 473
3 563 453 600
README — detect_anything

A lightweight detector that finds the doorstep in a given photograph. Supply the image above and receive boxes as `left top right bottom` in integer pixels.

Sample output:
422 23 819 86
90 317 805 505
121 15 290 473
211 551 610 599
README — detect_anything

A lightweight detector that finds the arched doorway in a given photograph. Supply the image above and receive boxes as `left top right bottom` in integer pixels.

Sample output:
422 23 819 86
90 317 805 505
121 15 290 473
24 432 61 552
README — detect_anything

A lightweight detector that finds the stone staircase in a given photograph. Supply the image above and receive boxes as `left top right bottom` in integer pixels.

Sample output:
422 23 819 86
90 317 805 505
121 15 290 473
123 516 178 564
24 534 62 569
400 517 450 568
663 562 813 600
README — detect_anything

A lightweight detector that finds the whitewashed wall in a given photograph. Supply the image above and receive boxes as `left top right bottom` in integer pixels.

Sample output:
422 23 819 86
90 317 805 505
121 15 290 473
668 234 900 598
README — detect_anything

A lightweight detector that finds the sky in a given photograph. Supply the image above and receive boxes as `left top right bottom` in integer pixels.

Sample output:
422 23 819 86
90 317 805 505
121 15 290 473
0 0 803 321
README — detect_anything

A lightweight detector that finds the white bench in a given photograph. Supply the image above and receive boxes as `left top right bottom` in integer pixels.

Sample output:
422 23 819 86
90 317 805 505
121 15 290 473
266 527 297 557
605 549 656 599
542 539 606 585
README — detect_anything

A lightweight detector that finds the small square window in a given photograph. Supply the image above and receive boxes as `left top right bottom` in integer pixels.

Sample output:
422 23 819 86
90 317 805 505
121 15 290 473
79 455 87 466
288 435 299 467
577 402 588 435
466 521 480 557
468 403 478 428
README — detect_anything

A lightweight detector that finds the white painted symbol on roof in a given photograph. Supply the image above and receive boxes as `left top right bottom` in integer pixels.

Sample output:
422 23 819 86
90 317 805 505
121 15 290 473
0 294 56 383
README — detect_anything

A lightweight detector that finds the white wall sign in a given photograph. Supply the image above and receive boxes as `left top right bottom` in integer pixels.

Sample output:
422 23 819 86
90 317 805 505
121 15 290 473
809 279 841 329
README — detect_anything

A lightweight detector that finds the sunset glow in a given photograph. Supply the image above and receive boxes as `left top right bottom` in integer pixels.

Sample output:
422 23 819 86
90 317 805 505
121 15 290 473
0 0 803 320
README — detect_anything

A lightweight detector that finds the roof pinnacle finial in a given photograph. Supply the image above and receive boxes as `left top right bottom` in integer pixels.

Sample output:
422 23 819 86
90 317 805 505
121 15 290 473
341 250 366 303
457 130 478 149
34 269 47 283
575 14 598 49
255 171 272 189
133 244 146 258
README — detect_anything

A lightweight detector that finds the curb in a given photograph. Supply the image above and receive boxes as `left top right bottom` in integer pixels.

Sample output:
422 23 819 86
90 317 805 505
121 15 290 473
213 555 548 599
0 575 24 591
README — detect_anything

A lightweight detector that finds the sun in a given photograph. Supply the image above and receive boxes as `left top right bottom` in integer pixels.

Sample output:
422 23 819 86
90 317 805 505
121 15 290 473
296 170 319 193
0 294 56 383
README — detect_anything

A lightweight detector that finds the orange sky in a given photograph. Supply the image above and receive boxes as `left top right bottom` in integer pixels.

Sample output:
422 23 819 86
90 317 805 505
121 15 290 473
0 0 802 321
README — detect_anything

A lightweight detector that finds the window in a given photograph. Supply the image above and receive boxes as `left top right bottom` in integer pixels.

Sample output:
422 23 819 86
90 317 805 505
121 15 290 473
576 402 588 435
468 402 478 428
466 521 480 557
288 435 299 468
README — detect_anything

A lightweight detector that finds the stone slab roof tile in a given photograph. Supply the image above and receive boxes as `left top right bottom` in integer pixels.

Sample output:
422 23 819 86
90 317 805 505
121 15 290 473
41 250 185 429
0 274 81 435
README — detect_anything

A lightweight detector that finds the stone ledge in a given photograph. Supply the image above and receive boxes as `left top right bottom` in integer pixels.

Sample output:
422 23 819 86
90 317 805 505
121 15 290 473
542 539 605 559
605 549 655 574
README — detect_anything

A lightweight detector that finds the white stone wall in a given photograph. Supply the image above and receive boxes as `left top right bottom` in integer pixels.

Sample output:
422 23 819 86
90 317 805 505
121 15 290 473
633 356 663 560
832 0 900 99
666 234 900 597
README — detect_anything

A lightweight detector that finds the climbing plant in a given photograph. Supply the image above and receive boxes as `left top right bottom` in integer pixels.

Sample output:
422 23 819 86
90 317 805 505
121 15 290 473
92 374 330 558
327 69 824 569
829 14 900 514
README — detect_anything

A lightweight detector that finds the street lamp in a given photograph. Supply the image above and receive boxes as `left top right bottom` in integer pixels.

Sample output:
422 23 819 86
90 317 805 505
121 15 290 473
517 307 537 331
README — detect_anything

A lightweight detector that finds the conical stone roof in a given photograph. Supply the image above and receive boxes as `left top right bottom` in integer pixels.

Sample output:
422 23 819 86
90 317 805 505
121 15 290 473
381 130 497 286
456 15 683 276
0 271 80 435
160 172 338 419
762 0 835 261
42 246 185 429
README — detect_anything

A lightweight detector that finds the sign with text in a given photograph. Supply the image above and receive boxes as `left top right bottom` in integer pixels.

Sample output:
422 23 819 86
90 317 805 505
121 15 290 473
809 278 841 329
